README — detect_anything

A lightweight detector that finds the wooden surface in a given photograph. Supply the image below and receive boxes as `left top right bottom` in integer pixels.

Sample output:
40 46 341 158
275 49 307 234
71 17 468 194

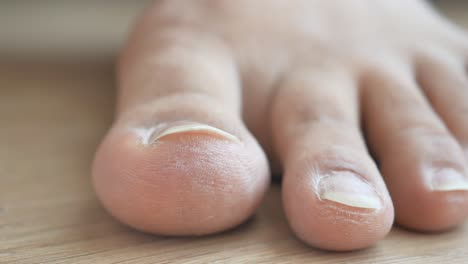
1 2 468 263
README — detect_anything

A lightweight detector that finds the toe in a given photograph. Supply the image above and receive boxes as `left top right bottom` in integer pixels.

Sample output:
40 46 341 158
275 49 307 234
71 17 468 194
92 17 269 236
416 52 468 156
362 64 468 232
272 67 394 251
93 100 269 235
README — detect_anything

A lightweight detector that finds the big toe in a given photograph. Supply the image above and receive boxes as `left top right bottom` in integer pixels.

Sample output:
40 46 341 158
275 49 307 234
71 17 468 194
92 100 270 235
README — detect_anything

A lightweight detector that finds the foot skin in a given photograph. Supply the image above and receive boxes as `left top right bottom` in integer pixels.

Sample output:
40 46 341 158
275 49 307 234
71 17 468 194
92 0 468 251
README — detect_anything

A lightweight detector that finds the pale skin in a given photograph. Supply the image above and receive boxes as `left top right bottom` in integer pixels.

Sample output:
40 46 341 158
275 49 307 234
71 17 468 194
92 0 468 251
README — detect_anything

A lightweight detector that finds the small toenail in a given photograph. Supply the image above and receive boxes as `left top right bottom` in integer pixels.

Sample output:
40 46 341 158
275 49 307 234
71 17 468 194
317 171 382 209
134 122 240 145
430 168 468 192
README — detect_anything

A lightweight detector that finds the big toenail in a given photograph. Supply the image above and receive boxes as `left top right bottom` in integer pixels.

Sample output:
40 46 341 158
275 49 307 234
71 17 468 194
133 122 240 145
430 167 468 192
318 171 382 209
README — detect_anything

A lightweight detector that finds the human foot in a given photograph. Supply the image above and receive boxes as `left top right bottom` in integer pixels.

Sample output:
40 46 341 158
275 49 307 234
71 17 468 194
92 0 468 251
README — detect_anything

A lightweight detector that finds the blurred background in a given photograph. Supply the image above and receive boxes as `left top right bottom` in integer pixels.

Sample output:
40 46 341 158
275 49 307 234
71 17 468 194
0 1 152 62
0 0 467 63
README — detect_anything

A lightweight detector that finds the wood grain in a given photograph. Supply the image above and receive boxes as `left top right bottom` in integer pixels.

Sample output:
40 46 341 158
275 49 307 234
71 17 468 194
1 2 468 263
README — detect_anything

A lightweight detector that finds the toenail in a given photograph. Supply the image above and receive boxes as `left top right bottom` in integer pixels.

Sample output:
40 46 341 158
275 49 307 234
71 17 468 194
317 171 382 209
133 122 240 145
429 167 468 192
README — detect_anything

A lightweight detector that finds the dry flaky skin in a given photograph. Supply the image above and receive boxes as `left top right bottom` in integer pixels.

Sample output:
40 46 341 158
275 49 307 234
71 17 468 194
92 0 468 251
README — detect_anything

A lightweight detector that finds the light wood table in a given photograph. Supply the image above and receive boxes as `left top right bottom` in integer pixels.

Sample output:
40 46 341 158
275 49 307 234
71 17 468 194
1 2 468 263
